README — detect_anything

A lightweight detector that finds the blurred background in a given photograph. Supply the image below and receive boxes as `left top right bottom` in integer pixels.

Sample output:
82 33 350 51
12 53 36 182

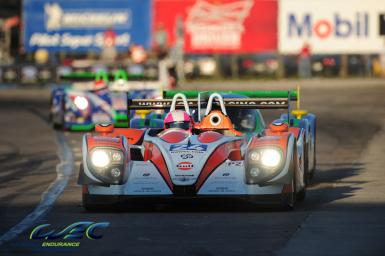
0 0 385 86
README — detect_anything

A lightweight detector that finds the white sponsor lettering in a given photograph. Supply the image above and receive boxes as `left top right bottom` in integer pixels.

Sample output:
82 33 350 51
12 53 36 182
44 3 131 31
61 33 93 49
30 33 60 46
28 33 130 49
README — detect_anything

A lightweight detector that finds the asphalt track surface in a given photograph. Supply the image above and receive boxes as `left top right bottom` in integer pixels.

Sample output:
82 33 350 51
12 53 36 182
1 80 385 256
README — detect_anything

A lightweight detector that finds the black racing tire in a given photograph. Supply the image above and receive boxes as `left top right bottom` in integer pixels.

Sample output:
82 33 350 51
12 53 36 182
309 119 317 178
296 186 306 202
309 139 316 178
82 192 99 211
297 141 307 202
280 148 296 210
304 142 310 185
52 97 65 130
82 190 119 211
281 178 295 210
52 121 64 130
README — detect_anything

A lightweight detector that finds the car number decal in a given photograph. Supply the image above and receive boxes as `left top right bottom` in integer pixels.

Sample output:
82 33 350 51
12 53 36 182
170 144 207 152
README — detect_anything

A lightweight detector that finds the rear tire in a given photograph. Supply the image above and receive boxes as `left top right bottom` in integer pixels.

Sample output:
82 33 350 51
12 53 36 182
52 97 65 130
309 119 317 178
310 138 316 178
304 142 310 185
297 141 307 202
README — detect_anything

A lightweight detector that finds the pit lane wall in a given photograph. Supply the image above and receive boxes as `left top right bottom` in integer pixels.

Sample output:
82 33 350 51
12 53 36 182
2 0 385 86
22 0 385 55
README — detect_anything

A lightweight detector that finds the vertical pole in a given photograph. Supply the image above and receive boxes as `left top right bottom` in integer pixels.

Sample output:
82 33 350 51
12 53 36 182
339 54 348 78
231 54 239 79
297 84 300 110
277 52 285 79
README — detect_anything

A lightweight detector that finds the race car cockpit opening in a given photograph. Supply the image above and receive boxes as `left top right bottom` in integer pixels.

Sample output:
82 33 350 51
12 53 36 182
227 109 257 133
165 121 191 130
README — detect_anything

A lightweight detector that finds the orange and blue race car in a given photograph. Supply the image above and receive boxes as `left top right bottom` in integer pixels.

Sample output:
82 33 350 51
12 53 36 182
78 90 316 210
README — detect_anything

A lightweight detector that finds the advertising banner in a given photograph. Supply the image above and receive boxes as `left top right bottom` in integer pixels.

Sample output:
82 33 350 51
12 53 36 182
23 0 151 52
279 0 385 54
154 0 277 53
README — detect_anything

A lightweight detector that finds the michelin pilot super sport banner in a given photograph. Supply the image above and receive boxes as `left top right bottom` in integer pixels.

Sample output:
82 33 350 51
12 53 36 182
23 0 151 52
153 0 277 53
279 0 385 54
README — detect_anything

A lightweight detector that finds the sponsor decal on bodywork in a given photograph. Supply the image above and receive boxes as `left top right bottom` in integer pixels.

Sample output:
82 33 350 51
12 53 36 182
177 161 194 170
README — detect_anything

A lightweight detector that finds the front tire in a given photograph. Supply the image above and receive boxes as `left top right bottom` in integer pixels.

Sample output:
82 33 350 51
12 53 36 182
296 186 306 202
281 178 295 210
82 189 117 211
280 150 296 210
82 191 100 211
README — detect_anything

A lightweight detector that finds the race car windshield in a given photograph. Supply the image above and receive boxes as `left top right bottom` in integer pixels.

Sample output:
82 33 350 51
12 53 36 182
227 109 256 132
165 121 190 130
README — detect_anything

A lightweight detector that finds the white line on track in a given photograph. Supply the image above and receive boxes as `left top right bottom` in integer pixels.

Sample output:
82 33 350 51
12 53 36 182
0 131 74 246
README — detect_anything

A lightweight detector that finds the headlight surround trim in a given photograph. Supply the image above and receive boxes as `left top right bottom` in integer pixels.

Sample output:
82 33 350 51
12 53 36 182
87 147 126 184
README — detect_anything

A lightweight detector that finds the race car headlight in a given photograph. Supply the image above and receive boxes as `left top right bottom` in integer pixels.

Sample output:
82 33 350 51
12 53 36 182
88 148 126 185
90 149 124 168
91 150 110 168
74 96 89 110
246 147 284 184
248 148 283 170
260 149 282 168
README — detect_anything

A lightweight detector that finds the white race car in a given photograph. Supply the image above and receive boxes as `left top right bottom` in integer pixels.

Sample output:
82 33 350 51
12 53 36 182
78 91 311 210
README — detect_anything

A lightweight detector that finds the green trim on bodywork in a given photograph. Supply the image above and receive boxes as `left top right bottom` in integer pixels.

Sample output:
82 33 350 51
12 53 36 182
114 121 129 127
291 119 300 127
282 118 300 127
114 113 129 127
163 90 298 100
133 118 163 128
114 113 128 121
61 72 95 80
69 124 95 131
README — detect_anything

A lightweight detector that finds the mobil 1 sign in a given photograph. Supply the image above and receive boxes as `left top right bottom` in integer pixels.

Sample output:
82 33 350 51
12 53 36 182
23 0 151 52
279 0 384 54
